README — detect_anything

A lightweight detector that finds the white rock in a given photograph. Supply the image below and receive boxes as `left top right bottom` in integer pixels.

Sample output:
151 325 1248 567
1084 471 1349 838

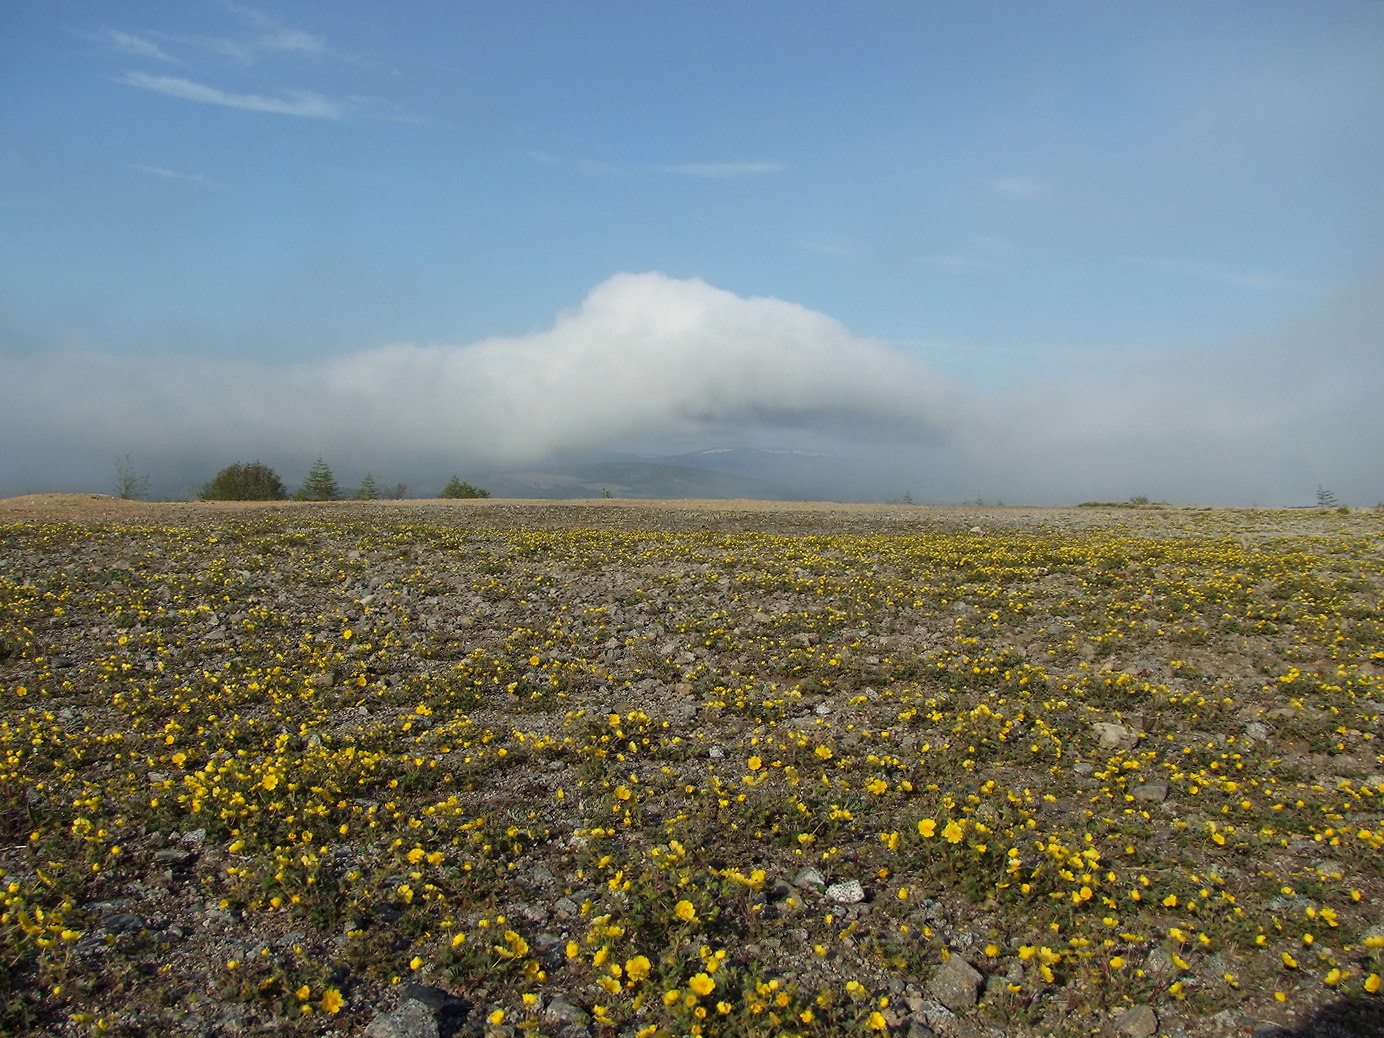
825 879 865 904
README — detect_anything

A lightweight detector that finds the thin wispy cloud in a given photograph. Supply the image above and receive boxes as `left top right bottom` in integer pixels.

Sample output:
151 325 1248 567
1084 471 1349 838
1130 256 1319 295
657 162 785 179
792 239 854 258
129 164 216 186
918 254 997 273
199 27 328 66
973 236 1015 255
988 176 1042 197
118 72 344 118
104 30 179 64
520 150 623 177
204 3 330 64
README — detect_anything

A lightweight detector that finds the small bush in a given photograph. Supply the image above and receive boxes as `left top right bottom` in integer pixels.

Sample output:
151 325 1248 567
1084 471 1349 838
113 454 151 500
199 461 288 501
440 477 489 499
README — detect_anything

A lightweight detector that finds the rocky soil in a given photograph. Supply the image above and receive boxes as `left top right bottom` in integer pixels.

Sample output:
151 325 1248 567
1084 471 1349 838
0 498 1381 1038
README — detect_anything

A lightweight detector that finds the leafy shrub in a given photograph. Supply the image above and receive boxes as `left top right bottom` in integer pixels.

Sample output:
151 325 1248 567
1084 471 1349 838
199 461 288 501
440 477 489 499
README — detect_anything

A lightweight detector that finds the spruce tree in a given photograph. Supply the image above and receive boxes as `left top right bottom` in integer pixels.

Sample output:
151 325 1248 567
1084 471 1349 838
297 457 340 501
356 473 380 500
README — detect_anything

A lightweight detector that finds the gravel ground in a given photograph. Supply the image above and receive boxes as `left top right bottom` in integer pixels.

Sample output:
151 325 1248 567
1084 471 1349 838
1 497 1381 1038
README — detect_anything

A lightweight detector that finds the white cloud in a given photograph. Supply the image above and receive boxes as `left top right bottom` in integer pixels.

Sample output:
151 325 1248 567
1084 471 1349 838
1 272 1379 505
657 162 785 179
118 72 344 118
104 30 179 63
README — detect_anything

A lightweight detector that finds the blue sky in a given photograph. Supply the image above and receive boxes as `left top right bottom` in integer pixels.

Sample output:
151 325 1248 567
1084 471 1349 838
2 1 1381 504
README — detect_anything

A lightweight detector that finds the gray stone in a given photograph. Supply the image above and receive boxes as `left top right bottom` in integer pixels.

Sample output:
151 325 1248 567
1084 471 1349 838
101 913 146 933
1132 782 1169 803
543 996 590 1027
1093 722 1140 750
794 866 826 888
361 986 470 1038
364 1001 440 1038
1143 946 1176 977
1113 1005 1158 1037
153 847 196 865
927 953 984 1011
914 999 957 1030
825 879 865 904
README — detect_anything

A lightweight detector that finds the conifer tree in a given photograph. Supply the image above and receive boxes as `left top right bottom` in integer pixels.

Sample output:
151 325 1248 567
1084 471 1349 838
356 473 380 500
297 457 340 501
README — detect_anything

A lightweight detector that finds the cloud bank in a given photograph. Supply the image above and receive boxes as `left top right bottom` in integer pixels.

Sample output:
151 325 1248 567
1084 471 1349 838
2 272 1379 504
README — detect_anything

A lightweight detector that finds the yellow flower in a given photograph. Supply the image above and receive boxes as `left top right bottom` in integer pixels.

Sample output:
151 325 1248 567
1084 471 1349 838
688 973 715 997
488 1009 505 1026
1365 974 1381 994
296 985 311 1000
320 989 344 1014
943 819 965 844
917 819 937 838
1282 952 1298 969
625 955 652 982
674 900 698 923
867 1011 888 1030
663 989 682 1006
1109 956 1125 969
748 756 762 770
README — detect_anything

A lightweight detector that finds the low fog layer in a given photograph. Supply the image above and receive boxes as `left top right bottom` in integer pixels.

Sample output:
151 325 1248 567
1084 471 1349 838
2 272 1379 505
